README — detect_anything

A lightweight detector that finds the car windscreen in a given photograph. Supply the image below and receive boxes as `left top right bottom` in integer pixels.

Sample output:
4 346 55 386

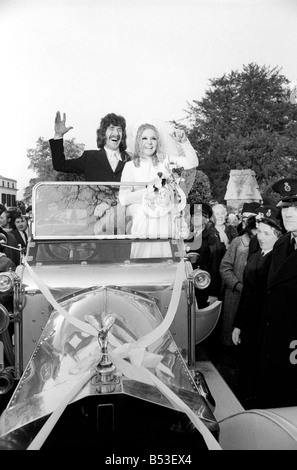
32 182 191 240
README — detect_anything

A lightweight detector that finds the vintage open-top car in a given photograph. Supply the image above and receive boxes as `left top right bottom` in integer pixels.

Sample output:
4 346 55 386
0 181 223 452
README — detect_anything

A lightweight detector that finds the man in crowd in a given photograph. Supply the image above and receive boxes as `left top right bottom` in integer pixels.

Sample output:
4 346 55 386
49 111 130 181
257 178 297 408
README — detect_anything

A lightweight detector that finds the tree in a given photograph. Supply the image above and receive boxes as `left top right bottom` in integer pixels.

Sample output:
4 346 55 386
23 137 85 204
188 170 212 204
15 200 26 214
185 63 297 201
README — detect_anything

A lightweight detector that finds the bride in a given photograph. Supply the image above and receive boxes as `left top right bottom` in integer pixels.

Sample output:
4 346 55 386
118 120 198 245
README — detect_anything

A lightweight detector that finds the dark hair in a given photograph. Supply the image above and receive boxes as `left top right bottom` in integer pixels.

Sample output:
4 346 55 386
272 226 283 238
10 210 24 230
96 113 127 151
244 215 257 238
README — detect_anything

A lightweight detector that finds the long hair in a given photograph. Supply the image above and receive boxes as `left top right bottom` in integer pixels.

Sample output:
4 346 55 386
96 113 127 151
133 123 164 168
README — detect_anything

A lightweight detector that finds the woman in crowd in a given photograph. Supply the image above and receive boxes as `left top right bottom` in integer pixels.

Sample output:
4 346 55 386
226 212 241 232
219 215 258 347
119 122 198 240
0 208 14 233
232 205 284 407
10 211 28 250
208 203 238 299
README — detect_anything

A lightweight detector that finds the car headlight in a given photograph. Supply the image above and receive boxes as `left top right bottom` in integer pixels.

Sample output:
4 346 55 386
192 268 211 289
0 272 19 293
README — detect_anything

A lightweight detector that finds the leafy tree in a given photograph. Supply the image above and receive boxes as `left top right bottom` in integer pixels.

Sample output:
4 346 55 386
15 200 26 214
188 170 212 204
185 63 297 201
23 137 85 204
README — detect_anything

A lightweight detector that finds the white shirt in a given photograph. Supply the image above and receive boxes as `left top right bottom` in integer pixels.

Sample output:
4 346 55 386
104 147 121 172
262 249 272 256
290 234 297 249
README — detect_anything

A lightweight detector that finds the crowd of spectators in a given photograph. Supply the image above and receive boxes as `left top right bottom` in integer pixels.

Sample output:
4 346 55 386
186 180 297 410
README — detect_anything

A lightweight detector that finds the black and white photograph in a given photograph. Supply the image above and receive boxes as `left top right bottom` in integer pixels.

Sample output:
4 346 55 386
0 0 297 453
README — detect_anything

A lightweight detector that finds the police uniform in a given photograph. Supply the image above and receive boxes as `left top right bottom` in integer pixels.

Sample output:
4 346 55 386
257 179 297 408
233 205 282 406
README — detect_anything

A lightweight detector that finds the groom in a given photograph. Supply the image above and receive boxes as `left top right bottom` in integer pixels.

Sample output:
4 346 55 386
49 111 130 181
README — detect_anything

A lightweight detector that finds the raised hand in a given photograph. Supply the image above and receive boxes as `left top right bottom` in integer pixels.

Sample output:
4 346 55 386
169 128 188 143
54 111 73 138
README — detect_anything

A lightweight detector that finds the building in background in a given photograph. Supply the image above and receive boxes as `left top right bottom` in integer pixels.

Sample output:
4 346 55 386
0 175 18 208
224 169 262 212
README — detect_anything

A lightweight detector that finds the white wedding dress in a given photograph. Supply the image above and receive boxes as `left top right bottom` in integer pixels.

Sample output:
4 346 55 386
119 162 192 258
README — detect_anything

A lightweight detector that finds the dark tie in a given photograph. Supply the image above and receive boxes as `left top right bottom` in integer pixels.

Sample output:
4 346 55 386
20 231 27 246
289 237 296 255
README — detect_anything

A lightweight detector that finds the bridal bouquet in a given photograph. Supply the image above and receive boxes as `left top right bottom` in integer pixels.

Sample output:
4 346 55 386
156 161 185 205
143 164 186 218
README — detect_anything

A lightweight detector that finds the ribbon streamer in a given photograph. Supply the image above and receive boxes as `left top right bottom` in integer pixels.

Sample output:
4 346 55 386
27 370 94 450
113 259 186 356
109 352 222 450
23 258 221 449
24 260 97 337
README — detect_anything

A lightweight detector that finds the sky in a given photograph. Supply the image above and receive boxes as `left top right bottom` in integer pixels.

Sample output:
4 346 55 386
1 0 297 199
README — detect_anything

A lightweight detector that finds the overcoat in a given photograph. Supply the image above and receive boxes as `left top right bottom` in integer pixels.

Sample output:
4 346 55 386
233 249 273 400
209 224 238 298
219 233 251 346
257 233 297 408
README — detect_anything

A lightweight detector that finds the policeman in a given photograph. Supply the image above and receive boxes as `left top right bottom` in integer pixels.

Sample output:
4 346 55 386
257 178 297 408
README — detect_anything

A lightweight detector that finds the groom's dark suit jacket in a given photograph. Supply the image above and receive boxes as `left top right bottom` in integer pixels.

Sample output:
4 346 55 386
49 138 130 182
